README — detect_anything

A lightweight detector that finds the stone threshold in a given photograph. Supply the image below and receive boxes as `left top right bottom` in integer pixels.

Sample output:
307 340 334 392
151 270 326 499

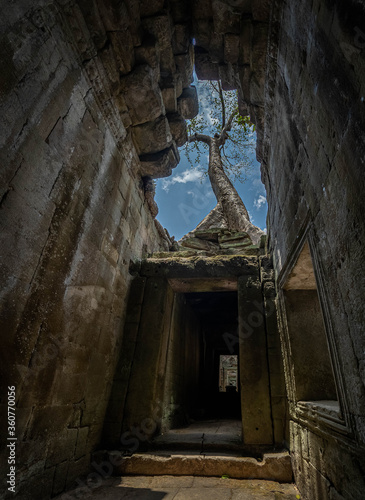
109 451 293 483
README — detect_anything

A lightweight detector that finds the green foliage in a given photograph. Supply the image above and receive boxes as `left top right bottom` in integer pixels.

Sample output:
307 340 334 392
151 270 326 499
183 80 256 183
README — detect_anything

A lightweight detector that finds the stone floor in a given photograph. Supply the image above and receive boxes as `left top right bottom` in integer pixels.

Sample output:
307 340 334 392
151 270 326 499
151 419 243 452
57 476 300 499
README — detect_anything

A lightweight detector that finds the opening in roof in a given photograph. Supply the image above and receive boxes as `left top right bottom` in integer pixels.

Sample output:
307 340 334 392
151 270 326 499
154 75 267 245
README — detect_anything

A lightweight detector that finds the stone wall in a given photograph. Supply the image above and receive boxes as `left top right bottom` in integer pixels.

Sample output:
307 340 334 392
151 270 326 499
1 0 365 498
161 293 201 431
264 0 365 498
0 1 182 497
104 275 201 447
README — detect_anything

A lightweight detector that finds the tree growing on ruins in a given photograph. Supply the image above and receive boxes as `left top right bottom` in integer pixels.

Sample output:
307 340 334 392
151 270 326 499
184 80 263 244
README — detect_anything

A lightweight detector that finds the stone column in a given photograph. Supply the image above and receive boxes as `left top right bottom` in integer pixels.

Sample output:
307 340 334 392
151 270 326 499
121 277 174 442
260 257 289 445
238 274 273 445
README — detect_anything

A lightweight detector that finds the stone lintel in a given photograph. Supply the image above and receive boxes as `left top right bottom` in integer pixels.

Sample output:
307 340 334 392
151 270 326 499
133 255 260 279
168 277 238 293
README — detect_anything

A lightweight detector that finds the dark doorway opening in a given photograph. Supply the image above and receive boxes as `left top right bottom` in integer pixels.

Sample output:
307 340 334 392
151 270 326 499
185 291 241 421
152 290 242 454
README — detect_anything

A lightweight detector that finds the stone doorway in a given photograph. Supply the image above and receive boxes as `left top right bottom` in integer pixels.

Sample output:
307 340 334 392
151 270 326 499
104 255 287 455
184 291 241 422
155 290 242 454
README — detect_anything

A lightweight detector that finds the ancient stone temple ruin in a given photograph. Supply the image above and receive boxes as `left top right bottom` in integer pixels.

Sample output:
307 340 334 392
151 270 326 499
1 0 365 499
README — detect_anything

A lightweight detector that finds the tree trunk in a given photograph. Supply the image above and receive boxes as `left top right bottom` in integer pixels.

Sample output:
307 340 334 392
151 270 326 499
209 138 249 225
208 138 263 245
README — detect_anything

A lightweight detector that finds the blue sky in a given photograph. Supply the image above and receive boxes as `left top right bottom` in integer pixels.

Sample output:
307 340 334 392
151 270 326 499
155 80 267 241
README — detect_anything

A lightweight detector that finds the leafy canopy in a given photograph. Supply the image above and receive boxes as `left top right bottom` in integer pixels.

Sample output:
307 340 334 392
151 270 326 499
183 79 256 183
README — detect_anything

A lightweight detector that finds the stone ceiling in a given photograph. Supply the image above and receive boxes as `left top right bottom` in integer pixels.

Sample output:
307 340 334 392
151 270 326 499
58 0 275 182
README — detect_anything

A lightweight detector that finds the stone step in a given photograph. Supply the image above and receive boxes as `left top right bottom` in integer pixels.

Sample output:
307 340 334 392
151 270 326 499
109 451 293 483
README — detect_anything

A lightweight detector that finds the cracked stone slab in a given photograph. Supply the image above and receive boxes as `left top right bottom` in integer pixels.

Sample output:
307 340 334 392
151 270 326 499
111 451 293 482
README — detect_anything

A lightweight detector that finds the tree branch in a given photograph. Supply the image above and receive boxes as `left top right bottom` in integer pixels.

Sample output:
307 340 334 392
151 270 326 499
188 132 211 145
219 110 236 145
218 80 226 130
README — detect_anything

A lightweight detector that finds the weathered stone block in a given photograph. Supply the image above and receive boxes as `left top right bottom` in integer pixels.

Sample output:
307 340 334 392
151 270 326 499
65 455 91 490
114 93 132 129
169 0 191 22
224 34 240 64
138 255 259 278
219 63 239 90
16 440 47 471
139 0 165 17
238 275 273 445
134 36 160 71
195 49 219 80
99 43 120 95
142 15 175 75
209 32 224 63
181 237 220 251
28 406 74 439
132 115 173 155
161 86 177 113
172 23 190 54
219 231 252 246
175 46 195 88
96 0 131 31
113 451 293 482
139 143 180 178
109 30 135 75
194 228 222 242
192 0 213 20
252 0 272 21
120 65 164 126
167 112 188 147
228 245 259 256
52 460 69 496
17 466 55 500
177 86 199 119
75 426 90 460
46 428 78 467
77 0 108 49
212 0 241 34
194 19 213 51
160 76 178 113
51 372 89 406
122 278 174 431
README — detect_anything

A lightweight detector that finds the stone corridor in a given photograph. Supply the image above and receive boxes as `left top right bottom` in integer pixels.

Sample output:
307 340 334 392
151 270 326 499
1 1 365 499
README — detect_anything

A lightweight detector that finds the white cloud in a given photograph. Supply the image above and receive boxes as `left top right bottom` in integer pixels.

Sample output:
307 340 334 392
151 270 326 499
254 195 267 209
250 177 266 195
161 168 203 192
187 187 213 199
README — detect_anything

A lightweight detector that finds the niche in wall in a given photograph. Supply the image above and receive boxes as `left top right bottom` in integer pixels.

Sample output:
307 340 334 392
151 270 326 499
282 242 338 408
